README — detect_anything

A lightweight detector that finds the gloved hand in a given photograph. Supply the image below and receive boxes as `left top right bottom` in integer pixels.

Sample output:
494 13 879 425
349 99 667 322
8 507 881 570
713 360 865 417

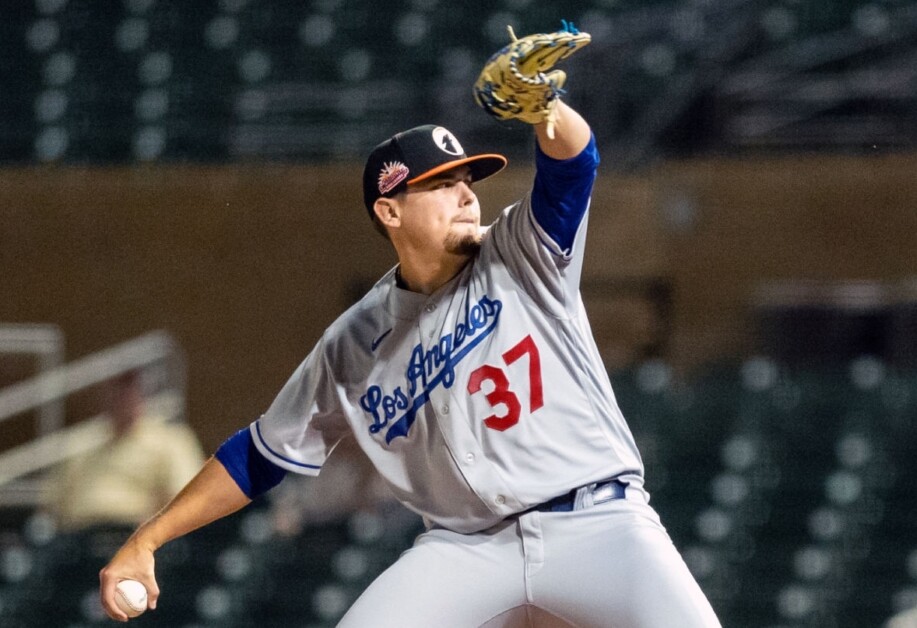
473 21 591 138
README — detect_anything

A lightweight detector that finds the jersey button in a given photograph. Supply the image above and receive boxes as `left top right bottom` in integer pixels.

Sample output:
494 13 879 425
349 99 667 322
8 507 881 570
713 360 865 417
441 404 449 414
465 452 475 464
494 495 506 506
425 304 436 313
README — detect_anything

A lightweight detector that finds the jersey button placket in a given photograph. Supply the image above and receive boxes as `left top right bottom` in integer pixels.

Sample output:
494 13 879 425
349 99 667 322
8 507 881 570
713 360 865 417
419 302 438 342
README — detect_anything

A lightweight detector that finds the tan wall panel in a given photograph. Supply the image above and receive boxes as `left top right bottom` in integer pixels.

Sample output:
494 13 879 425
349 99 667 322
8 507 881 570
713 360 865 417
2 152 915 447
655 154 917 367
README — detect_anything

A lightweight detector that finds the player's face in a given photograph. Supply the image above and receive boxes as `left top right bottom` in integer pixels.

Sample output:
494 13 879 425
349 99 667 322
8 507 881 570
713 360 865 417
400 166 481 256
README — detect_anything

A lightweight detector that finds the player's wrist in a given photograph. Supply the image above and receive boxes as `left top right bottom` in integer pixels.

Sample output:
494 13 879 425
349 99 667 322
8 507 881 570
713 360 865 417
127 517 167 554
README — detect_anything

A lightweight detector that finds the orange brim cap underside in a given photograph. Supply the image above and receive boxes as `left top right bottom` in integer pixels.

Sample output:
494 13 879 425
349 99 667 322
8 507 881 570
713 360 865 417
407 153 508 186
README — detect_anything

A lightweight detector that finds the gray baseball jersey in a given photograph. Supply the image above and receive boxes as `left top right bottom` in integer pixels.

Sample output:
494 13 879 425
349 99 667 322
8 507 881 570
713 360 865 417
250 190 644 534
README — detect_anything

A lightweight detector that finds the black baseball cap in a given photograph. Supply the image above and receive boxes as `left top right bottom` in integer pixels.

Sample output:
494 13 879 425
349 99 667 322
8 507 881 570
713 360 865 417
362 125 507 218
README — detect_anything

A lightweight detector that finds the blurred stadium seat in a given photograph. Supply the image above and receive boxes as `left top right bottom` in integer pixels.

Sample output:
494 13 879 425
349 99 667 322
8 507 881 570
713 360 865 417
611 357 917 627
2 0 914 166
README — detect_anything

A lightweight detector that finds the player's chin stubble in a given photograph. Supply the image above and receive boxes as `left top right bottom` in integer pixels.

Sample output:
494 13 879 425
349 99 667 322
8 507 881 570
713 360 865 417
444 231 482 257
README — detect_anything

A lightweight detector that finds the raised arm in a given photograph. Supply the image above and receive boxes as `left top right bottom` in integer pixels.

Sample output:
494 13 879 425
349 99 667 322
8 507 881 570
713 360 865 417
534 100 591 161
473 22 597 256
99 458 250 621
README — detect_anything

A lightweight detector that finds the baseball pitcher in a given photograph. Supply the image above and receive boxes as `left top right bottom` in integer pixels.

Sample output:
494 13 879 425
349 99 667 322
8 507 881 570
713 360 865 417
100 23 721 627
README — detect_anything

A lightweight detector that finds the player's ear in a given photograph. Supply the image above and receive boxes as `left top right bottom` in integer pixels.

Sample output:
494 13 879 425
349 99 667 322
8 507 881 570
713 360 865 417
373 197 401 229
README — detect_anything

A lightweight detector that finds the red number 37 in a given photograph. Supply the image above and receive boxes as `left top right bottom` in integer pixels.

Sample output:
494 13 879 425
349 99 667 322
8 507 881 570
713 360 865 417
467 334 544 431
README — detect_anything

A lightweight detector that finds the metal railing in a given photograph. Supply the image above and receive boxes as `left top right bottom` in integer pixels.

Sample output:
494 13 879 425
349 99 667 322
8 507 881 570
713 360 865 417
0 330 186 500
0 324 66 436
0 330 184 428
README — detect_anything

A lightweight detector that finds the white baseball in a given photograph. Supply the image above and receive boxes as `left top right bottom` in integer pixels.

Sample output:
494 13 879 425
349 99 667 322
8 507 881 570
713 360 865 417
115 579 148 618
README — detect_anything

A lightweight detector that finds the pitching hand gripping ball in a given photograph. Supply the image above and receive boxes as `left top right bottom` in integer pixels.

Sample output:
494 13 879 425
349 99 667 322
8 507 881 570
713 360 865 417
114 579 148 618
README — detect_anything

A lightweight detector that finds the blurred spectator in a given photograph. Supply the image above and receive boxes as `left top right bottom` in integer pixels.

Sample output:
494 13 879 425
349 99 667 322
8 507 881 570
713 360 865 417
44 369 205 532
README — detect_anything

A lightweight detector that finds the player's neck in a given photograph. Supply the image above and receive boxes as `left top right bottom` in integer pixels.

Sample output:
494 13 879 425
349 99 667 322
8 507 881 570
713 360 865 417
396 254 470 295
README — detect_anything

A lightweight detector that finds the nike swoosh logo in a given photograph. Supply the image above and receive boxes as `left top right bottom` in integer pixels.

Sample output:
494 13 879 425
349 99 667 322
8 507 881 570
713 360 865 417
371 328 393 352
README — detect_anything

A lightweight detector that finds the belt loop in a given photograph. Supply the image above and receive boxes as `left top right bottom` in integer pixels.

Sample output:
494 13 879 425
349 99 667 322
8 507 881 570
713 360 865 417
574 482 597 510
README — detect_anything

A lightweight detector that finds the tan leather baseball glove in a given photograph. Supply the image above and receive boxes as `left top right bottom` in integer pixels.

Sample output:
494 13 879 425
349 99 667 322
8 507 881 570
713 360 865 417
473 21 591 138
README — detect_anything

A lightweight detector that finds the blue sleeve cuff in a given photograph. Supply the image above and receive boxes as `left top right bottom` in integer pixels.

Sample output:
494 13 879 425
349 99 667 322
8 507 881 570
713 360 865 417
534 133 600 176
215 427 288 499
531 134 600 253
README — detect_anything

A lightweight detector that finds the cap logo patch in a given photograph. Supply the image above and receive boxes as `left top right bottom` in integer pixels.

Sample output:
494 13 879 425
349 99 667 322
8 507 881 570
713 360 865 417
378 161 410 195
432 127 463 156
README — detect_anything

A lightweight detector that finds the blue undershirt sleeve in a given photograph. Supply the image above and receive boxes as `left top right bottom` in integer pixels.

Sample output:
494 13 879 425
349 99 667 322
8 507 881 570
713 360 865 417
215 427 288 499
530 133 600 254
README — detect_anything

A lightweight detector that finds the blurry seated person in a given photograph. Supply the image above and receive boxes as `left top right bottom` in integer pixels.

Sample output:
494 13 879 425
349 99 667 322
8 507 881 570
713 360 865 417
270 437 413 536
46 369 205 533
